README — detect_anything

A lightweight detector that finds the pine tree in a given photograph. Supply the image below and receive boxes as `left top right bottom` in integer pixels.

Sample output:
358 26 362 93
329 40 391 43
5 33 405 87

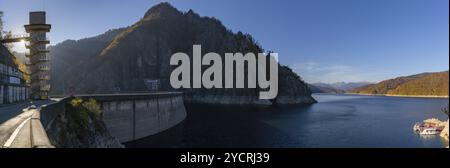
0 11 3 37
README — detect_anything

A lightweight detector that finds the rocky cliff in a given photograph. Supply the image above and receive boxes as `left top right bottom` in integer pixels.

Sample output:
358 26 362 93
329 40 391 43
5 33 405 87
50 2 316 105
46 98 123 148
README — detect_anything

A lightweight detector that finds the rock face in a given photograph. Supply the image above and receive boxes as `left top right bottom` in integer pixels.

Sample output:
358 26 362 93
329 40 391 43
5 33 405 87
441 120 449 142
46 100 123 148
50 2 316 105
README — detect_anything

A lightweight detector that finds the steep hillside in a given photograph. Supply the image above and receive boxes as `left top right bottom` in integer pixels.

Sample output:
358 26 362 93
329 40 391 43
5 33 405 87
387 71 448 96
50 2 316 105
350 71 449 97
49 28 125 94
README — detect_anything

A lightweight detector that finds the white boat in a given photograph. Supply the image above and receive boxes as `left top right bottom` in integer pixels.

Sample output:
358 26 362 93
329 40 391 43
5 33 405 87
413 122 444 135
419 128 441 135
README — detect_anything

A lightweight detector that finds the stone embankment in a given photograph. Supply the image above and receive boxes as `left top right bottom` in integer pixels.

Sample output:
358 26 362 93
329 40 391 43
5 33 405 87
440 120 449 142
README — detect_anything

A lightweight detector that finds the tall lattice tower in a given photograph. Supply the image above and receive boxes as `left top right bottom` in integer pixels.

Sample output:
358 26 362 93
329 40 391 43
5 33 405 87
25 12 51 99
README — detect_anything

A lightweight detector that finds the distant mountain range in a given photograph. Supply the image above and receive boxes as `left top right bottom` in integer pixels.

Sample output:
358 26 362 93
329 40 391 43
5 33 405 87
308 84 345 94
350 71 449 97
311 82 372 92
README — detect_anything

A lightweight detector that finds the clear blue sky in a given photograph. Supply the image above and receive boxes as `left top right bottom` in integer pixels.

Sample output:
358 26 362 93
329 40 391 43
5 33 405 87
1 0 448 83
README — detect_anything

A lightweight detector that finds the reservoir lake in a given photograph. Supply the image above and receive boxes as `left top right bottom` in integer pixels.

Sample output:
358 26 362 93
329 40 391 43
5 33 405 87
126 94 449 148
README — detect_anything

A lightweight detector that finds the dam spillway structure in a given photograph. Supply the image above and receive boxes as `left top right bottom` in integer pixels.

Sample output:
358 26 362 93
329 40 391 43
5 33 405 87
25 12 51 100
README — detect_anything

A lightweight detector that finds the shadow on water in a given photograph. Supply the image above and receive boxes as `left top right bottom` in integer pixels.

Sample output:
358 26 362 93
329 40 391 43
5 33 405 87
126 94 449 148
125 104 314 148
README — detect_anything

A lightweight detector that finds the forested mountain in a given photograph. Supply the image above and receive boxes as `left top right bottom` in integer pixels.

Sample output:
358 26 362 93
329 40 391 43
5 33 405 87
350 71 449 97
49 2 316 105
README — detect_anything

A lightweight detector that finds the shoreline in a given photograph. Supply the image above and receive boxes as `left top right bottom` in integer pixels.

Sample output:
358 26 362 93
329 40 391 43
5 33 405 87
344 93 449 99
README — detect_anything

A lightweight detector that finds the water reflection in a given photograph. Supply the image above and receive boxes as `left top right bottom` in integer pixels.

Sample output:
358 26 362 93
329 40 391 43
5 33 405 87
126 94 449 148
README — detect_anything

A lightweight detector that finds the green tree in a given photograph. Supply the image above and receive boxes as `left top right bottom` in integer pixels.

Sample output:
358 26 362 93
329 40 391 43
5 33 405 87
0 11 3 37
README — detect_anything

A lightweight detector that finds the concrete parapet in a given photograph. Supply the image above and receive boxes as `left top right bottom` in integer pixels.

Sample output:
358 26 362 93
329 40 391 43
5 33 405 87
30 110 54 148
5 110 54 148
40 100 66 130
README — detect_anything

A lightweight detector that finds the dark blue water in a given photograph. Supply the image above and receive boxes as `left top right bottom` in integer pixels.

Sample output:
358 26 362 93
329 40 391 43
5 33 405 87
126 94 449 148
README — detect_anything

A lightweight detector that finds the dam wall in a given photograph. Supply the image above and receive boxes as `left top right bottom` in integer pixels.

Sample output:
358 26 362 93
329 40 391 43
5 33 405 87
87 93 187 143
40 92 186 145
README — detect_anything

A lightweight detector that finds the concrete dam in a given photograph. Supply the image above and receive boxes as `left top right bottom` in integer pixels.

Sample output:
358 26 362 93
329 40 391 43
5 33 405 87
4 92 187 148
90 93 187 143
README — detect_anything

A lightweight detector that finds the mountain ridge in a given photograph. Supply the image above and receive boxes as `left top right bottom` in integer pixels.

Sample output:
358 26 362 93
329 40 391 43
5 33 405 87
350 71 449 97
308 84 345 94
49 2 316 105
313 82 372 91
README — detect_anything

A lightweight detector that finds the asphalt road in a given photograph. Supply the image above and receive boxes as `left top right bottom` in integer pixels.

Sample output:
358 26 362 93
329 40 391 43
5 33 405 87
0 100 54 124
0 100 55 146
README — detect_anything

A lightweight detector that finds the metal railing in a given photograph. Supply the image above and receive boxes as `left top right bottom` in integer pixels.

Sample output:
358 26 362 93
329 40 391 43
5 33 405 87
25 37 50 47
0 34 30 40
40 86 51 91
25 49 50 55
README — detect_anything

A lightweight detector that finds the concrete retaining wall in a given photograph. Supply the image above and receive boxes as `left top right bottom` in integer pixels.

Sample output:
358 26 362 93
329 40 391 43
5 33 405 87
30 111 54 148
42 92 186 144
40 100 66 130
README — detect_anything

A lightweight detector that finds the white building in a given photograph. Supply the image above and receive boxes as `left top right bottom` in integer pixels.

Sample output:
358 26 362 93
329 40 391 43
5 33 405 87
0 44 29 104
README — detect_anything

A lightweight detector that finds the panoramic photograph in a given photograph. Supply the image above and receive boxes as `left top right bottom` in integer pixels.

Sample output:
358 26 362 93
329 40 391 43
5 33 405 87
0 0 448 159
